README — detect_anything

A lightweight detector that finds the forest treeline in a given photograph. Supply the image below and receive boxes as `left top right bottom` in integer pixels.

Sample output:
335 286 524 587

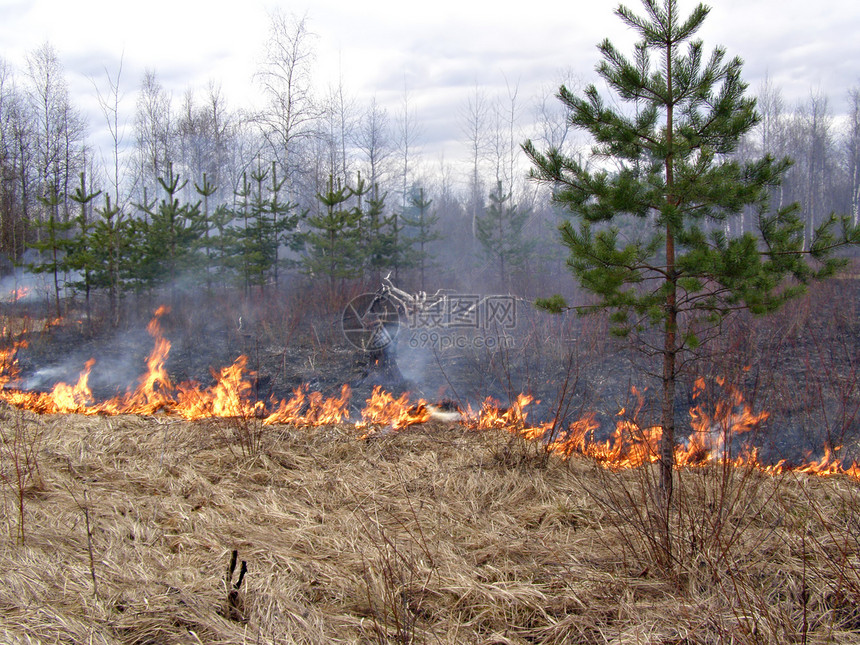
1 12 859 322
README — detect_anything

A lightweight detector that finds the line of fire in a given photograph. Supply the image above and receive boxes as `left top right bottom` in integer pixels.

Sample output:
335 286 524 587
1 294 857 482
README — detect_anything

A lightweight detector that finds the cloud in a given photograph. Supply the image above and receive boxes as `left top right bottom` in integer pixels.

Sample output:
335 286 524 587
2 0 860 179
699 0 860 105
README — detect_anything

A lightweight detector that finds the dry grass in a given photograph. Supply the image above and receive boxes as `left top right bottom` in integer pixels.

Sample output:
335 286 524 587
0 405 858 644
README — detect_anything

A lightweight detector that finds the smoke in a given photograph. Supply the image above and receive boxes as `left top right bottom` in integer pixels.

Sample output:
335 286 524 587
15 322 157 397
393 338 434 395
0 266 54 305
21 365 78 391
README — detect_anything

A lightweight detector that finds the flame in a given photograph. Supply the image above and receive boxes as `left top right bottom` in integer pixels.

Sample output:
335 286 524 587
0 307 356 425
0 338 27 388
544 413 600 457
795 445 853 478
7 286 30 302
468 393 536 431
122 305 174 414
49 358 96 413
358 386 431 434
533 388 663 468
175 356 266 420
676 377 770 466
263 384 352 427
0 306 857 482
459 383 860 481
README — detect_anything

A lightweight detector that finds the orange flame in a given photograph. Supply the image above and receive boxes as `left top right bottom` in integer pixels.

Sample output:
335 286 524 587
676 377 770 466
50 358 96 413
117 305 174 414
467 393 536 431
263 384 351 427
175 355 266 420
0 338 27 388
7 286 30 302
358 386 431 434
0 306 857 482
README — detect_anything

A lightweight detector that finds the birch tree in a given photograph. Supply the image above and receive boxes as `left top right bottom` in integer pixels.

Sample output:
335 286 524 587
255 9 318 199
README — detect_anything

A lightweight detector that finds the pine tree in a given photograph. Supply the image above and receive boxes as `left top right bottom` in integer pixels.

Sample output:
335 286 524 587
348 172 373 273
230 162 300 292
133 163 206 293
401 185 442 290
387 206 410 283
242 165 279 290
209 203 235 288
194 173 218 293
26 184 75 317
267 162 300 286
123 188 155 294
362 184 395 279
88 193 130 327
66 172 101 328
474 180 533 290
229 172 252 290
303 175 363 293
524 0 860 552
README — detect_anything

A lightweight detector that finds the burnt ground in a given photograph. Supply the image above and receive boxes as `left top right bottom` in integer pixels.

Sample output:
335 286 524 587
3 272 859 466
4 295 642 431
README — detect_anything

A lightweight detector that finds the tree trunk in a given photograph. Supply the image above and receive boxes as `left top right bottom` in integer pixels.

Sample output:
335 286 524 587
659 227 677 569
52 243 61 318
661 265 676 499
84 282 91 333
658 5 677 570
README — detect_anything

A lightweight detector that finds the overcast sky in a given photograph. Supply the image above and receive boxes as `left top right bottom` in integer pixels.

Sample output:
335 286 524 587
1 0 859 173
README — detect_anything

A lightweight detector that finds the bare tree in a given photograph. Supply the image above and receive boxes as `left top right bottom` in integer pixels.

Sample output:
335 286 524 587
487 75 524 202
59 96 87 217
0 59 14 250
92 55 132 206
503 74 521 199
255 9 318 199
0 58 28 257
8 78 35 257
355 96 394 190
395 78 423 211
794 92 836 249
489 95 506 188
26 43 64 197
177 87 199 197
203 81 234 200
845 86 860 226
324 68 357 184
530 69 582 154
756 75 788 210
176 86 229 202
173 83 236 198
224 115 263 202
462 82 491 238
316 80 357 188
134 69 173 195
26 42 85 222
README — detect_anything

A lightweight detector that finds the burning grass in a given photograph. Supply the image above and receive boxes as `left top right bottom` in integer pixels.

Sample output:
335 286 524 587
1 306 858 480
0 406 859 643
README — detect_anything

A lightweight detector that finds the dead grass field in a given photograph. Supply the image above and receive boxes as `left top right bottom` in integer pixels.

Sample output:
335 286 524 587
0 405 859 644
